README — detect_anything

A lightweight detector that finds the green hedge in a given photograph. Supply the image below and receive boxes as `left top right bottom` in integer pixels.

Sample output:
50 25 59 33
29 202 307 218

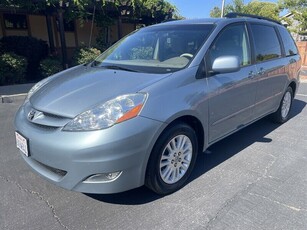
0 53 27 86
72 47 101 66
0 36 48 81
39 57 63 78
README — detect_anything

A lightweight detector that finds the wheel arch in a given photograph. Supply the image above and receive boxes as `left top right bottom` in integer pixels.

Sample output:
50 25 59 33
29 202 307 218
144 115 205 179
144 115 205 194
166 115 205 153
289 81 297 95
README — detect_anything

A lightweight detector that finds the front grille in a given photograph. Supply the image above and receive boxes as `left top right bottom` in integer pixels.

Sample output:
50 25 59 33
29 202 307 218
41 111 68 120
25 106 71 128
31 123 59 131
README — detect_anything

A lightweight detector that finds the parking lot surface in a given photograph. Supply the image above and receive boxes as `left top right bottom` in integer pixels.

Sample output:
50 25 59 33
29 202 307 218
1 83 307 230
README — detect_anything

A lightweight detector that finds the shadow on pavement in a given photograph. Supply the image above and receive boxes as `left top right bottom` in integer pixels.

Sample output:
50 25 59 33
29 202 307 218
86 99 306 205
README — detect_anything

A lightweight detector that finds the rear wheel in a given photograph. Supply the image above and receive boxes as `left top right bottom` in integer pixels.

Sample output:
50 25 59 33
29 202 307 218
271 86 293 123
145 123 198 195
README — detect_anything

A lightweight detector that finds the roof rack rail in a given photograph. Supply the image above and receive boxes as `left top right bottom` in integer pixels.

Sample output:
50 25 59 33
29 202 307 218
225 12 282 25
162 18 179 23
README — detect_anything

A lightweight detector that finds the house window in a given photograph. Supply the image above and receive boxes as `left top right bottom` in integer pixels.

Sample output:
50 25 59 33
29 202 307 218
4 14 27 30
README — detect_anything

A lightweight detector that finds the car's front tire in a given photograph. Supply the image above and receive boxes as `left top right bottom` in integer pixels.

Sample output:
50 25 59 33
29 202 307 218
145 123 198 195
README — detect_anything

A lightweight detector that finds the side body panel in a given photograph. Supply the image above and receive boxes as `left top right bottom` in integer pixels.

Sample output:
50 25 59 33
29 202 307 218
207 65 258 142
252 59 288 118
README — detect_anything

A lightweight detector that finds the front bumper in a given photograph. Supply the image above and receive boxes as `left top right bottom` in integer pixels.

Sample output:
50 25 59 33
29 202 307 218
14 105 164 194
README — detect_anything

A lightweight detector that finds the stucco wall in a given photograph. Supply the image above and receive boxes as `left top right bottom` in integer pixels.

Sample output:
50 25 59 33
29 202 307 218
109 22 135 43
5 30 28 36
29 15 49 43
63 32 76 47
110 24 118 42
122 23 135 37
0 12 136 53
76 20 99 46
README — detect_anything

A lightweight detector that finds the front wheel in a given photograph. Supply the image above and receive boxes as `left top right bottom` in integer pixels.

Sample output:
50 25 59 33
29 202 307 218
271 86 293 123
145 123 198 195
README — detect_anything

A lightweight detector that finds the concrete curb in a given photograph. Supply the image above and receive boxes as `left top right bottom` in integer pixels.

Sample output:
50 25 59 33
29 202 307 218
1 93 27 103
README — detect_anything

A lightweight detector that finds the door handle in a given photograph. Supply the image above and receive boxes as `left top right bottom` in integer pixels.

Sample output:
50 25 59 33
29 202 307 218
258 67 265 75
248 71 256 79
289 58 296 64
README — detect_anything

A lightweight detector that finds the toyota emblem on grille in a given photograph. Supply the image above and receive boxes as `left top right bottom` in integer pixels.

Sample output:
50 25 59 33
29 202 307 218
28 110 36 121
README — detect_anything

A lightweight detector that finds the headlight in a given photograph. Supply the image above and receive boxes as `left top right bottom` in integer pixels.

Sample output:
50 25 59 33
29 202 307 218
63 93 147 131
25 77 50 103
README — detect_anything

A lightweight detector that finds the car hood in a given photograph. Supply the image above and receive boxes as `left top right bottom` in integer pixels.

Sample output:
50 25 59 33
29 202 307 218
30 65 171 118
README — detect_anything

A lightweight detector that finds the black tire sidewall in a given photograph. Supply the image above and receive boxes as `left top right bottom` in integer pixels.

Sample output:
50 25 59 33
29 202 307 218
278 87 293 123
146 123 198 195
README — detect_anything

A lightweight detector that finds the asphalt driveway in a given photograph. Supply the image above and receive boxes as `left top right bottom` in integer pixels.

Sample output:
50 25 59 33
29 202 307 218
0 83 306 230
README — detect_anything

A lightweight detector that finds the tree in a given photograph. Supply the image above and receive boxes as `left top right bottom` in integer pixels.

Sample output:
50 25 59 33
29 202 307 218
0 0 177 27
0 0 178 67
210 0 281 21
245 1 280 20
227 0 245 14
210 6 221 18
279 0 307 34
93 0 178 49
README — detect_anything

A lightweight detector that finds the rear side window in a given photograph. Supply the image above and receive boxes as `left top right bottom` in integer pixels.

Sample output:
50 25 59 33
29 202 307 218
250 24 282 62
278 26 298 56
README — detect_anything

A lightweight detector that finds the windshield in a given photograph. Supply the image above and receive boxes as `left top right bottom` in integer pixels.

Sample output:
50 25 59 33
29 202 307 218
93 24 214 73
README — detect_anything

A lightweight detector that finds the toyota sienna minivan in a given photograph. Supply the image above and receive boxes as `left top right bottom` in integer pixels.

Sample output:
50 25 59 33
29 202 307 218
15 13 301 195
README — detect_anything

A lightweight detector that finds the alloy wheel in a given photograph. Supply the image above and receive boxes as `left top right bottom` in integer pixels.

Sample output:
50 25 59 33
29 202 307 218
159 134 193 184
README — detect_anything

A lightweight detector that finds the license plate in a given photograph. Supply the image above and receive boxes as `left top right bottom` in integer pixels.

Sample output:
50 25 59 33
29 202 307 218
15 132 29 157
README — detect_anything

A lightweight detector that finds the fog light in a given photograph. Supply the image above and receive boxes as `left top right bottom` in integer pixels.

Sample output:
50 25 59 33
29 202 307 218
83 171 122 183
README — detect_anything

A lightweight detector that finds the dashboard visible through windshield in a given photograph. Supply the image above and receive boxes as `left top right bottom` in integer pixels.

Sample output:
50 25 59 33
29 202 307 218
93 24 214 73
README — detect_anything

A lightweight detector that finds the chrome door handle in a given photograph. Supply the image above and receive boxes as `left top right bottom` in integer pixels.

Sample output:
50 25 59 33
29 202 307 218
248 71 256 79
289 58 296 64
258 67 265 75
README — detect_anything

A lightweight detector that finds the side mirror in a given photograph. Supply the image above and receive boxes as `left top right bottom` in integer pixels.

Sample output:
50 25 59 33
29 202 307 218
212 56 240 74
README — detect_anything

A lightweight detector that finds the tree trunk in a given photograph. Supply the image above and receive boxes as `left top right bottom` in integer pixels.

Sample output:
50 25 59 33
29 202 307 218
46 14 55 55
117 16 123 40
57 8 68 69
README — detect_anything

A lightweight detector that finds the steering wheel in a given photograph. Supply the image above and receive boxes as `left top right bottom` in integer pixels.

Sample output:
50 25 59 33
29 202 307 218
180 53 194 59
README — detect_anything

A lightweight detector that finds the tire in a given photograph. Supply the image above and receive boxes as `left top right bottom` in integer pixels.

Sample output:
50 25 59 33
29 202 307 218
271 86 293 124
145 123 198 195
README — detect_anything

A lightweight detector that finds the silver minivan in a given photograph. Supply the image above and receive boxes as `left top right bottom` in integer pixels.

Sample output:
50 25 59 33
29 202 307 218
15 13 301 195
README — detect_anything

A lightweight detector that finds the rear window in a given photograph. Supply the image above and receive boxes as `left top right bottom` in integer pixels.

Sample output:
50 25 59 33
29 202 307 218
250 24 282 62
278 26 298 56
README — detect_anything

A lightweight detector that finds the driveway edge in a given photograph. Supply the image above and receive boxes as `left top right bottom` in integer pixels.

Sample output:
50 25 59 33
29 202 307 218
1 94 27 104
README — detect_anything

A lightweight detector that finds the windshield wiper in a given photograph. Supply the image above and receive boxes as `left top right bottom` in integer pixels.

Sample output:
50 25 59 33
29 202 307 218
102 65 139 72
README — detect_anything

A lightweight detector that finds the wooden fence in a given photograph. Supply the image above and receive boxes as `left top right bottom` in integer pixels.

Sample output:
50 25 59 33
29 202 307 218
297 41 307 66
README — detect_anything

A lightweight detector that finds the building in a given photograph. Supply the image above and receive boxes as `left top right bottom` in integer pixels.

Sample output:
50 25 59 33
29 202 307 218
281 12 307 41
0 8 137 63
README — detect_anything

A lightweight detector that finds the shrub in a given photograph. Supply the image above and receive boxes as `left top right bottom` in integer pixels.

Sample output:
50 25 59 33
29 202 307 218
95 32 111 52
0 36 48 80
0 53 27 86
72 47 101 66
39 57 63 78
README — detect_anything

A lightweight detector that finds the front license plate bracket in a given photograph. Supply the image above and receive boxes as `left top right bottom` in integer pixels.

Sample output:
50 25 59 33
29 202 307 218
15 131 30 157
